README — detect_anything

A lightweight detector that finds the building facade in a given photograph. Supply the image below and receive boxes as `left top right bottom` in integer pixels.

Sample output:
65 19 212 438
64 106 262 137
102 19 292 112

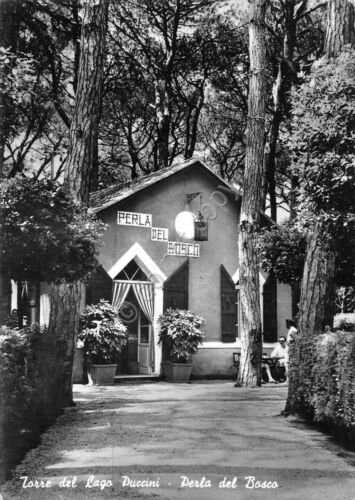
86 159 292 378
11 159 292 378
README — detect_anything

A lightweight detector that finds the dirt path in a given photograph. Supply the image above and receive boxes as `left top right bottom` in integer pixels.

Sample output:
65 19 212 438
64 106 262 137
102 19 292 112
2 381 355 500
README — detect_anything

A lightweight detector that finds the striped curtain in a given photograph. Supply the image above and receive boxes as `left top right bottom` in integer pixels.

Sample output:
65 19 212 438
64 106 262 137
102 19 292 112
112 281 131 311
131 283 154 324
132 282 155 372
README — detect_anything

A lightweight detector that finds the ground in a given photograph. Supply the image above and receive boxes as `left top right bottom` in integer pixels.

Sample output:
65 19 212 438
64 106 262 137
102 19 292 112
2 380 355 500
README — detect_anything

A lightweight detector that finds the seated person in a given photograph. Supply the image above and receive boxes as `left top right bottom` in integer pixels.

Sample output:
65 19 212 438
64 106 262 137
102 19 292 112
271 336 288 381
262 353 277 383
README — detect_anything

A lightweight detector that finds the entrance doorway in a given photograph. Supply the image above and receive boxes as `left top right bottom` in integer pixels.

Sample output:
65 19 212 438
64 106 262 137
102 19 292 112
112 259 154 375
117 290 151 375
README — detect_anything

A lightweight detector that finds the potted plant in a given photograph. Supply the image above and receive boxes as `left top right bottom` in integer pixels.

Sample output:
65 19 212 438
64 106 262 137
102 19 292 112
158 308 205 382
78 300 127 385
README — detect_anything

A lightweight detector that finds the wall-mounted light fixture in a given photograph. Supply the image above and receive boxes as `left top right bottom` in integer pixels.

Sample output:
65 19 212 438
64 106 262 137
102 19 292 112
175 210 195 239
175 192 199 240
194 210 208 241
174 192 208 241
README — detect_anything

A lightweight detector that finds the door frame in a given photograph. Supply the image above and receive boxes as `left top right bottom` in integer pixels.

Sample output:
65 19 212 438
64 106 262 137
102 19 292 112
117 285 152 375
108 243 166 375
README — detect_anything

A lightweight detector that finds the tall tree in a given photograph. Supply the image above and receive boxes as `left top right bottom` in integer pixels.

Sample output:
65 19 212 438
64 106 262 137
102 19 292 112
103 0 231 177
263 0 326 221
285 0 355 413
298 0 354 338
48 0 109 407
263 0 325 315
237 0 267 387
264 0 300 221
1 1 81 180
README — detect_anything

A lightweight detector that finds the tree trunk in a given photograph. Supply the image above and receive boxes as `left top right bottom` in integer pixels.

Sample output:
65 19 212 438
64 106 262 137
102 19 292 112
264 94 280 221
49 282 81 404
48 0 109 407
89 127 99 192
291 281 300 318
298 223 336 335
324 0 355 57
264 0 297 221
237 0 267 387
64 0 109 205
155 79 170 170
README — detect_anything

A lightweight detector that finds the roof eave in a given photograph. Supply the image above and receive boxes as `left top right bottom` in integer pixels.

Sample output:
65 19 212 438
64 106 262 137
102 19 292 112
89 158 242 214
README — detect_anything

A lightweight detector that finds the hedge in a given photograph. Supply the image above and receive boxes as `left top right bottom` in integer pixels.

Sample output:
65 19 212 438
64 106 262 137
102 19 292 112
289 330 355 444
0 325 63 481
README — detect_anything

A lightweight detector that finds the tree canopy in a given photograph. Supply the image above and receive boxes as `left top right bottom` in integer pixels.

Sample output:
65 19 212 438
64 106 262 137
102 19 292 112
0 177 102 283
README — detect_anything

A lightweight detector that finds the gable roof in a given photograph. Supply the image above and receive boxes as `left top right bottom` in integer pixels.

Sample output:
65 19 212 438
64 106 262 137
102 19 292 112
89 158 241 214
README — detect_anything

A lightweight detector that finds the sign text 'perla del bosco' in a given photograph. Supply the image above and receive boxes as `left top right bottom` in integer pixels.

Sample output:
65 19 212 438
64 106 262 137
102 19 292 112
117 211 152 227
151 227 168 242
168 241 200 258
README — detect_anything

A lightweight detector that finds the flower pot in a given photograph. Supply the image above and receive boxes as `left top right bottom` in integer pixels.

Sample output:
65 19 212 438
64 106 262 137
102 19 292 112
87 364 117 386
164 361 193 383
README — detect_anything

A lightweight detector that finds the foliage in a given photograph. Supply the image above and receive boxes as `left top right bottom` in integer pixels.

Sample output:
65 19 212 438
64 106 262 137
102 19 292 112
0 324 62 443
0 1 76 178
0 0 327 184
335 287 355 314
0 176 104 282
289 331 355 439
289 49 355 242
0 49 37 108
0 327 34 428
334 313 355 331
261 51 355 290
101 1 249 179
158 308 205 363
257 221 306 285
3 309 20 329
334 312 355 332
78 300 127 364
258 220 355 290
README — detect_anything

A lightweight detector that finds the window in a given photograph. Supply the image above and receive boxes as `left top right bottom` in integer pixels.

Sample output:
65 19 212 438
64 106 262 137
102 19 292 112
221 265 238 342
163 260 189 310
140 311 150 344
115 259 148 281
86 266 112 305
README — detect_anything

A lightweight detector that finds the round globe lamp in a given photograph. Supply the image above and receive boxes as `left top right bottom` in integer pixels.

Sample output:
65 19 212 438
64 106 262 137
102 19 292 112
175 211 195 240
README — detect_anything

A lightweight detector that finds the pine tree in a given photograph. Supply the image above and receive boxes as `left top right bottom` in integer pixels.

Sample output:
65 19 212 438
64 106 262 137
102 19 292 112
48 0 109 407
237 0 267 387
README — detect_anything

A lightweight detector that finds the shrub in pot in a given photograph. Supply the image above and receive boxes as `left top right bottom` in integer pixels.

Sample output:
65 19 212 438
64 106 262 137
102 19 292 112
158 309 205 382
78 300 127 385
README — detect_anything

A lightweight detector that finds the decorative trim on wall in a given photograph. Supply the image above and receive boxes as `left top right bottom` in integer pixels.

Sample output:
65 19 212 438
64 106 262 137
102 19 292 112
108 242 166 284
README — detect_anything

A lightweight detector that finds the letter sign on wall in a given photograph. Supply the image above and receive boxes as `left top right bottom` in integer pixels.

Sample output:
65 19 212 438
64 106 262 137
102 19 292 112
117 211 152 227
167 241 200 258
151 227 168 242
